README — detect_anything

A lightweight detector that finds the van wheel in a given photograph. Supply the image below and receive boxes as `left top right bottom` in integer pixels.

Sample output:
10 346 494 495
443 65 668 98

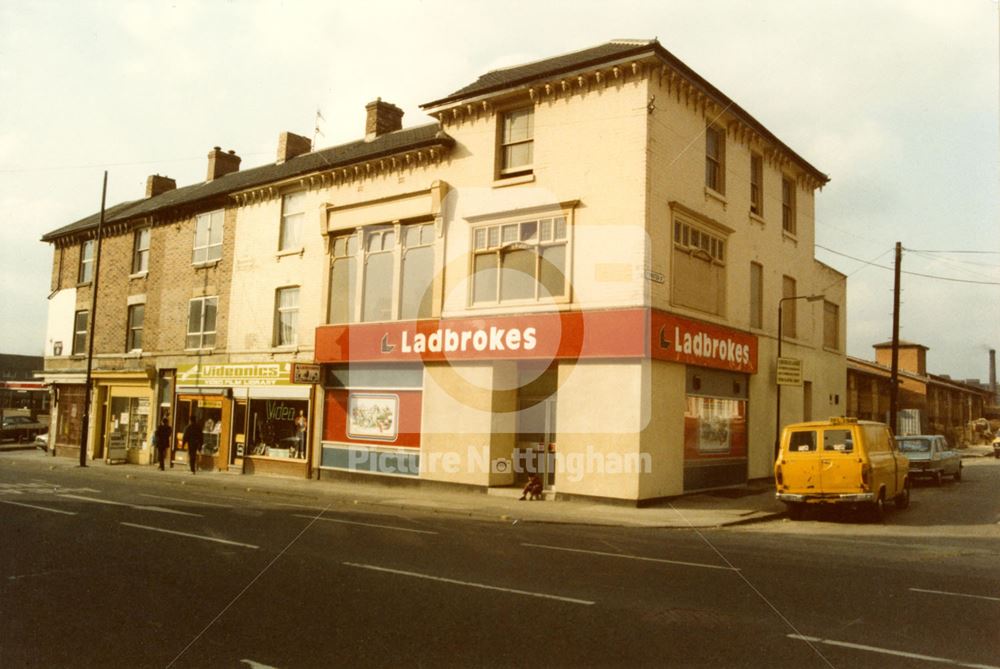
786 503 805 520
954 466 962 482
867 492 885 523
894 479 910 509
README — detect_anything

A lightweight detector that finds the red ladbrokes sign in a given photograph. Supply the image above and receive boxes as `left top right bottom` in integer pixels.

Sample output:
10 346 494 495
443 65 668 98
315 308 757 374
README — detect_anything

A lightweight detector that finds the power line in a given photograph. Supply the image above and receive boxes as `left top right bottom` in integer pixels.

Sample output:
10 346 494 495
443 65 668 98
816 244 1000 286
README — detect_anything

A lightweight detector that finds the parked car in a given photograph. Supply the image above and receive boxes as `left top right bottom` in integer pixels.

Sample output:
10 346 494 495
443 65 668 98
775 417 910 521
1 415 47 442
993 436 1000 459
895 435 961 484
33 432 49 452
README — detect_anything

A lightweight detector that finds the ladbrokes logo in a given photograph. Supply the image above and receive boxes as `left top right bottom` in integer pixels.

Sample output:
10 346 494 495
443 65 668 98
671 325 751 366
390 325 538 355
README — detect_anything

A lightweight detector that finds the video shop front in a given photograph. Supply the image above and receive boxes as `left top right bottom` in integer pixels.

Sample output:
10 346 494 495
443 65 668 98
174 362 314 477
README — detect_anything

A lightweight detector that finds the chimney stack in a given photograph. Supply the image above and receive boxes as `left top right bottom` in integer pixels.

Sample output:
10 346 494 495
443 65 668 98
277 132 311 164
990 348 997 403
365 98 404 140
207 147 241 181
145 174 176 198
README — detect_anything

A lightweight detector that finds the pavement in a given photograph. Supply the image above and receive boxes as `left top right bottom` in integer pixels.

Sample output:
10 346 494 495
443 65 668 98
3 441 995 529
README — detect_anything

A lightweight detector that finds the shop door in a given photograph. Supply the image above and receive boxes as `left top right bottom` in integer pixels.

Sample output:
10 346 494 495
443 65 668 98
516 398 557 489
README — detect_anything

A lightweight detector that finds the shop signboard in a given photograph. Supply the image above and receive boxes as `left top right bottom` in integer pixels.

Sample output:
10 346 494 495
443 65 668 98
315 309 648 364
176 362 293 387
290 363 321 384
651 311 758 374
316 308 758 374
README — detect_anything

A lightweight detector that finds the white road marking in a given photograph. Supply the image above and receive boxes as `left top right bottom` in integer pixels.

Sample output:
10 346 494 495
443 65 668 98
523 543 739 571
58 494 202 517
788 634 1000 668
273 501 328 510
240 660 279 669
139 493 232 508
0 499 77 515
120 522 258 549
293 514 438 535
343 562 595 605
910 587 1000 603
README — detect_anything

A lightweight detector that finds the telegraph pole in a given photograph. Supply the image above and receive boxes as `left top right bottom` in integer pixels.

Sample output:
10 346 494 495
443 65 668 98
79 171 108 467
888 241 902 435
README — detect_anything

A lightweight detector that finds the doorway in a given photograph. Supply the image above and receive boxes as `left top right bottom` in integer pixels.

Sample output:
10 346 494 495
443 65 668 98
515 364 558 490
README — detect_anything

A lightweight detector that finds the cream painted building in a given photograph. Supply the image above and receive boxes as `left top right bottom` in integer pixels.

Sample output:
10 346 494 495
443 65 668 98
40 39 845 502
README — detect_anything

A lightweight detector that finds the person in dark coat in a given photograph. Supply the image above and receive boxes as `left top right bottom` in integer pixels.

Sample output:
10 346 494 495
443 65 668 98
153 418 173 471
181 418 204 474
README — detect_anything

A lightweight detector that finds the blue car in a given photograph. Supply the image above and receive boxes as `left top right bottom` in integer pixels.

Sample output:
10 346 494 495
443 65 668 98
895 435 961 485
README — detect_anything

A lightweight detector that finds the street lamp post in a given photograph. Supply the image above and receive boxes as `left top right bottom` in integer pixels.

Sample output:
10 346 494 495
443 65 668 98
774 294 824 461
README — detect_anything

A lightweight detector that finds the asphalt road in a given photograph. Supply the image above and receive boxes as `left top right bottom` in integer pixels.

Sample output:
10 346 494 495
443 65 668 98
1 453 997 668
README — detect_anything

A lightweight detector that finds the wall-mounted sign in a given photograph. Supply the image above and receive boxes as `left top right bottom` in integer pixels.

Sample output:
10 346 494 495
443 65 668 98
776 357 803 386
651 311 758 374
316 308 758 375
315 310 648 364
290 363 321 384
176 362 292 387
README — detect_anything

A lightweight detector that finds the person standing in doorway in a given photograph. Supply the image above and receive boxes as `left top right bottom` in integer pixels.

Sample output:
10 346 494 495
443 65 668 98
154 417 172 471
181 417 204 474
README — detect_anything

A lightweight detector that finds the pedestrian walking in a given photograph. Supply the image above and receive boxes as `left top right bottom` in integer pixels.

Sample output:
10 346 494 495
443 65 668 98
181 417 204 474
153 417 172 471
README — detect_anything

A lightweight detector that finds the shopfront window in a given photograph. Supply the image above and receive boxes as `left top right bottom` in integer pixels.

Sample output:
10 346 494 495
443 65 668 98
245 399 308 459
108 396 151 451
175 397 223 456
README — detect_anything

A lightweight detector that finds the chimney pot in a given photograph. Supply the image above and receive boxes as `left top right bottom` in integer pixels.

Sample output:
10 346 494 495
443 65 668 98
145 174 176 198
365 98 404 140
276 131 312 164
207 147 241 181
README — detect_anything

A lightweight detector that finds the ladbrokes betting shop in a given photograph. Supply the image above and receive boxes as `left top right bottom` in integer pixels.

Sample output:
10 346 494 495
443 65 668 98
314 308 758 501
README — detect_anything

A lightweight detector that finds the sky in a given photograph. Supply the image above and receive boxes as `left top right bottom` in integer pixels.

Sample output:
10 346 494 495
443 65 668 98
1 0 997 382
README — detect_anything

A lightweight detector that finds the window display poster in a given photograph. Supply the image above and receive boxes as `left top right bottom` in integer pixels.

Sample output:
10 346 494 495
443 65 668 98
347 394 398 441
683 396 747 459
324 389 421 448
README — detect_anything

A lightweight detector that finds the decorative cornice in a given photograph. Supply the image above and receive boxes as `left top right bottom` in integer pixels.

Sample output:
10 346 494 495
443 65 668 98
232 141 451 206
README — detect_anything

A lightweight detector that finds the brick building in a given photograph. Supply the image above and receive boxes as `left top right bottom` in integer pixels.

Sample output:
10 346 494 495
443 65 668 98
847 341 990 445
40 39 845 501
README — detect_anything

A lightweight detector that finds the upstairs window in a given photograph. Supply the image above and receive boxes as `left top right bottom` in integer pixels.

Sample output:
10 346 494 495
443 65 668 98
400 223 435 320
824 301 840 350
499 107 534 177
782 276 798 338
705 125 725 194
471 216 567 304
274 287 300 346
186 296 218 349
362 228 395 322
132 228 150 274
671 215 727 316
750 154 763 216
78 240 95 283
72 310 89 354
749 262 763 329
193 209 224 264
127 304 144 351
280 191 305 251
327 222 437 324
328 234 359 325
782 177 797 235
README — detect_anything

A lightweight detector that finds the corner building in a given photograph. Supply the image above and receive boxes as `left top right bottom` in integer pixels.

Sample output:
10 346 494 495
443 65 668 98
311 39 846 501
40 39 846 502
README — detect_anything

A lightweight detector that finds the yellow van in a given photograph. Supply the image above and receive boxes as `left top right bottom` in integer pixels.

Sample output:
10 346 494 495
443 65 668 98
774 417 910 521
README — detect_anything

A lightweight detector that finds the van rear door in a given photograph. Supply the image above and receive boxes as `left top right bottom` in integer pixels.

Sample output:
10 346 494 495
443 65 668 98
781 428 821 493
819 427 861 494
